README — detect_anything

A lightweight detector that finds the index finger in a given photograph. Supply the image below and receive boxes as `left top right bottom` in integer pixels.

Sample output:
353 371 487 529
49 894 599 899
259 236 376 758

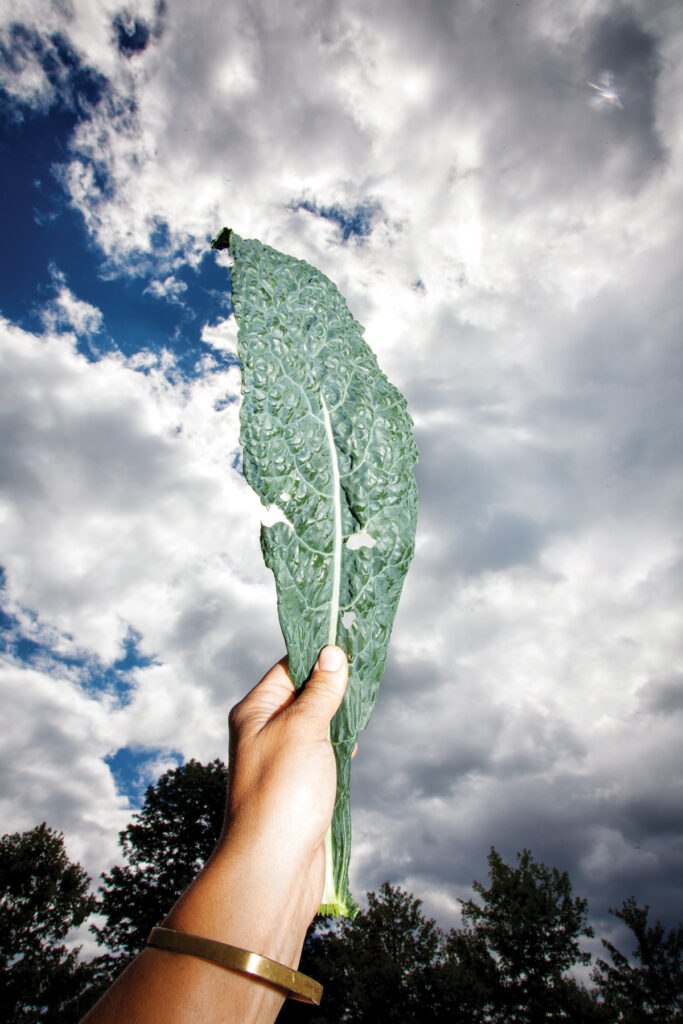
228 656 296 739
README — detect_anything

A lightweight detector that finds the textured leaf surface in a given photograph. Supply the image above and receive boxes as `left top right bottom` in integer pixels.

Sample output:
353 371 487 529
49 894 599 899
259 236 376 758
212 228 418 915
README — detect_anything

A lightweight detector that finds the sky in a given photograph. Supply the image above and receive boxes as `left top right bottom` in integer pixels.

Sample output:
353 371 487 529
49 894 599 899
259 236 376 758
1 0 682 967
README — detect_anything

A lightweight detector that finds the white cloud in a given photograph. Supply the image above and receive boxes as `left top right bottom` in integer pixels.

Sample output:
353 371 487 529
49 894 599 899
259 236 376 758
143 274 188 302
201 315 238 356
0 657 129 878
0 313 289 876
0 313 279 677
41 270 104 336
0 47 53 111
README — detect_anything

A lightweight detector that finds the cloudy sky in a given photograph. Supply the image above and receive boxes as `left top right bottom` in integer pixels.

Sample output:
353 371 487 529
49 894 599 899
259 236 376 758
1 0 682 963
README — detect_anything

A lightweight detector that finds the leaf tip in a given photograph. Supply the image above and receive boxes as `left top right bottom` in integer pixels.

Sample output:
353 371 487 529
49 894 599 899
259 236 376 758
211 227 232 251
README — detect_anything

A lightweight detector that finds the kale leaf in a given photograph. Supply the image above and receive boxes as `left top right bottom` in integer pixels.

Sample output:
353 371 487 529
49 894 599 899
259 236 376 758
212 228 418 916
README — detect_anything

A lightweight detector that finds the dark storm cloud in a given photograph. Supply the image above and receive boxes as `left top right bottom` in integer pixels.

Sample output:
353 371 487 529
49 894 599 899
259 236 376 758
586 9 664 164
414 434 557 576
403 1 670 209
353 732 683 931
542 255 683 529
409 364 581 580
638 675 683 716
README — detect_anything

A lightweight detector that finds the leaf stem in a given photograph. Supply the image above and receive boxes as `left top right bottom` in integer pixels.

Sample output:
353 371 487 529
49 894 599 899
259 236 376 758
320 394 342 646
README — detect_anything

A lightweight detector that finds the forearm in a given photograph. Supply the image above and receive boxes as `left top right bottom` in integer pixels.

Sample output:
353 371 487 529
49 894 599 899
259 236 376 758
81 648 347 1024
81 837 312 1024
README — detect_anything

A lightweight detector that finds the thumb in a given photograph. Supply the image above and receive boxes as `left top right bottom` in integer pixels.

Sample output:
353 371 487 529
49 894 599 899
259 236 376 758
296 645 348 727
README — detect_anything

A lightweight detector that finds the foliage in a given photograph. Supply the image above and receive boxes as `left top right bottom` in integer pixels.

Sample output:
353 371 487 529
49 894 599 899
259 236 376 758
592 897 683 1022
82 754 683 1022
283 852 606 1023
448 847 597 1023
212 228 418 917
0 823 105 1023
282 882 445 1023
93 758 228 967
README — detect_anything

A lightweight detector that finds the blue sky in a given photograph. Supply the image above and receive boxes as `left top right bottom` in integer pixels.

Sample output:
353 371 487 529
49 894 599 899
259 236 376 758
1 0 683 966
1 29 232 800
1 50 232 371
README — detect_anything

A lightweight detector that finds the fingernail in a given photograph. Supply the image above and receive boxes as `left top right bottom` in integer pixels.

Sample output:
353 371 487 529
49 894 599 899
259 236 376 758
318 645 344 672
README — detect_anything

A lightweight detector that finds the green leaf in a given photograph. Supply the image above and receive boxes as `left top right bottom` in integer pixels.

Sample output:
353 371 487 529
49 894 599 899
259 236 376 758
212 229 418 916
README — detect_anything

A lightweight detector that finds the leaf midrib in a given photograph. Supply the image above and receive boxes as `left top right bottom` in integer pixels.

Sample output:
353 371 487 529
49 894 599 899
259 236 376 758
320 393 342 646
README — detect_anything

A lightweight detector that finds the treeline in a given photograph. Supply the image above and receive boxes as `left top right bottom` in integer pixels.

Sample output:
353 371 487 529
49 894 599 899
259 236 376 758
1 759 681 1022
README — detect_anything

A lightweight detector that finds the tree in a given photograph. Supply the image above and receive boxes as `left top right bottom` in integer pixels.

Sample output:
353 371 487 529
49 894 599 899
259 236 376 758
450 847 598 1023
94 758 228 966
0 823 104 1024
436 926 501 1023
592 897 683 1022
283 882 446 1024
282 853 608 1023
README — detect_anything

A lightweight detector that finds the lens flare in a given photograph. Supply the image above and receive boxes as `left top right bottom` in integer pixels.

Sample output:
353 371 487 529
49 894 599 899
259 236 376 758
588 71 623 110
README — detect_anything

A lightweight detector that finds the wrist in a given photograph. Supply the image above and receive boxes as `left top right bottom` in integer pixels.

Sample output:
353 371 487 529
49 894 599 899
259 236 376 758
162 835 312 970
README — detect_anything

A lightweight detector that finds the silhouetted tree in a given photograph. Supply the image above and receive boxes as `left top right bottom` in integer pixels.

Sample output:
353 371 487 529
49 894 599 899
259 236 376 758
88 758 682 1024
0 823 105 1023
284 852 606 1023
593 897 683 1022
94 758 228 968
284 882 445 1023
450 847 598 1023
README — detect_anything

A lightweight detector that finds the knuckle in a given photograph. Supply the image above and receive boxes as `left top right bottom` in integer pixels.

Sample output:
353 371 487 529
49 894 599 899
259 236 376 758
228 700 246 733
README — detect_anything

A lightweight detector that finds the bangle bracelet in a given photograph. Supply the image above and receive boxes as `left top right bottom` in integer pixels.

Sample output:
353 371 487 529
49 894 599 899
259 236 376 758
146 926 322 1005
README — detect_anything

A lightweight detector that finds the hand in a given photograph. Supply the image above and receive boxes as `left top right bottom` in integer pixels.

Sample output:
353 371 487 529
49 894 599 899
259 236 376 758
222 644 349 926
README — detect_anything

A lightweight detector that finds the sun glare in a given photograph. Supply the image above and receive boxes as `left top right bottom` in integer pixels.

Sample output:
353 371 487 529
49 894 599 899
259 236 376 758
587 70 623 111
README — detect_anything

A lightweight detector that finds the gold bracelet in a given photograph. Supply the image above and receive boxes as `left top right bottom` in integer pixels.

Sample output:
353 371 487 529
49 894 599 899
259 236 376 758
146 926 322 1005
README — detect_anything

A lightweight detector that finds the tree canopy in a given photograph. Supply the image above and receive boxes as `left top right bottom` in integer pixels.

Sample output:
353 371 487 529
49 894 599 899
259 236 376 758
91 759 682 1022
285 849 600 1023
450 846 596 1023
4 760 682 1023
290 882 444 1023
593 897 683 1022
93 757 228 966
0 823 103 1024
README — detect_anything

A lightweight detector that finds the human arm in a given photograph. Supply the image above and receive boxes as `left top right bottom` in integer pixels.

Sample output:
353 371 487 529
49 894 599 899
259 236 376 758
81 644 348 1024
